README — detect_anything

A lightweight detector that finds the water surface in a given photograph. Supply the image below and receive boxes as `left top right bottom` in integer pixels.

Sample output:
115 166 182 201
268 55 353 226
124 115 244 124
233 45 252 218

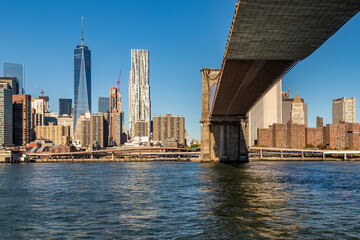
0 162 359 239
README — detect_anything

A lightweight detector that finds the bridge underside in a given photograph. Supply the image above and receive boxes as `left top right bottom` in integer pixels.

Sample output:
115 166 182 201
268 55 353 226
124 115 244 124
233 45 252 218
211 0 360 116
212 59 296 116
201 0 360 162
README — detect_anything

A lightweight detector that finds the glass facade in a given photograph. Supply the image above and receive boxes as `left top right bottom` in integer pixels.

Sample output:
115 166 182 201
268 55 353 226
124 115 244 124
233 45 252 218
98 97 110 113
59 98 72 116
3 63 24 94
74 45 91 129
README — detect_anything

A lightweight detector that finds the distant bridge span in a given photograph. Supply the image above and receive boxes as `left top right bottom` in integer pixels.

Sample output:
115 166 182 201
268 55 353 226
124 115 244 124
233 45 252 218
201 0 360 162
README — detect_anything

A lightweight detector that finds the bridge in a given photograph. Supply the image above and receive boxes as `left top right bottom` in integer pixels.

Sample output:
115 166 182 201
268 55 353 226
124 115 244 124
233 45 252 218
201 0 360 162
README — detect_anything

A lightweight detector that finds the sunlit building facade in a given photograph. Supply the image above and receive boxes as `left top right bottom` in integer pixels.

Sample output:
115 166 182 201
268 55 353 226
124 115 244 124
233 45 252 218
129 49 150 140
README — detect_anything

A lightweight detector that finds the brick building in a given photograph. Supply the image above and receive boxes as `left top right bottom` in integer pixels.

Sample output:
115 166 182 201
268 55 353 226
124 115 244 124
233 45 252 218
153 113 186 145
323 124 347 150
305 127 323 148
287 122 305 149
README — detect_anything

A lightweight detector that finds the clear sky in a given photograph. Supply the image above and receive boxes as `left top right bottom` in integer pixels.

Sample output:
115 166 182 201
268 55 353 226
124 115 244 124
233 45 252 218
1 0 360 139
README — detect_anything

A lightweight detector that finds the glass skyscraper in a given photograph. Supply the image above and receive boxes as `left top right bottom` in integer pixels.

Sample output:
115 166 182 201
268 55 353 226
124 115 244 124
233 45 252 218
98 97 110 113
3 63 25 94
74 18 91 129
59 98 72 116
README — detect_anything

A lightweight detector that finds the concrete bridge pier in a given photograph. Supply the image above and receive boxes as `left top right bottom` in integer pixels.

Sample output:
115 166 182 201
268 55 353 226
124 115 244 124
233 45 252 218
201 117 248 162
200 68 248 162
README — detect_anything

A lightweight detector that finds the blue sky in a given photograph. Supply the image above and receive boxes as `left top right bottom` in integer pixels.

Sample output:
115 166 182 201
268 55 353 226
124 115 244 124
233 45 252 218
1 1 360 139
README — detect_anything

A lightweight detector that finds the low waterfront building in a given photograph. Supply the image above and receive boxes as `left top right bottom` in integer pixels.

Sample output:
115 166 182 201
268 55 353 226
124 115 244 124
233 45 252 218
49 145 77 153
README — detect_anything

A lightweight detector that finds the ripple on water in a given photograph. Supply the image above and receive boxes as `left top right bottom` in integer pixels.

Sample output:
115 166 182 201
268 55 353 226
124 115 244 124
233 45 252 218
0 162 359 238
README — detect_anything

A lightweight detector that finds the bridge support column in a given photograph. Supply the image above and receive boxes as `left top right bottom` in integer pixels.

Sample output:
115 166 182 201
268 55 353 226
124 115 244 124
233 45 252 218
201 116 248 162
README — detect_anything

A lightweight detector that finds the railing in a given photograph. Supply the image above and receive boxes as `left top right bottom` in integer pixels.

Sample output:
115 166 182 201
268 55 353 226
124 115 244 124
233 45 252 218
249 147 360 161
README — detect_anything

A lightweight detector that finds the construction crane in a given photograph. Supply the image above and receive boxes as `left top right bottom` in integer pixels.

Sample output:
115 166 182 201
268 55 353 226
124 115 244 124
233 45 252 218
117 70 122 90
35 85 45 96
50 103 54 112
284 80 290 98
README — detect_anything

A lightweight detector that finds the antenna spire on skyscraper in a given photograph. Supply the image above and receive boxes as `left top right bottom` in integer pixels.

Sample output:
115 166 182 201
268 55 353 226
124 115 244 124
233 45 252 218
81 16 84 46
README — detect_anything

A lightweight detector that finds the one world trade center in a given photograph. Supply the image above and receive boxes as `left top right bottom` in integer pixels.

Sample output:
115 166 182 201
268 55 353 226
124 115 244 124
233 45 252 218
74 17 91 130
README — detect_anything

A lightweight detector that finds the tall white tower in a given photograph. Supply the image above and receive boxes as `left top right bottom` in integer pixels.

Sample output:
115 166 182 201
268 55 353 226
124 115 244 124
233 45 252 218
129 49 151 140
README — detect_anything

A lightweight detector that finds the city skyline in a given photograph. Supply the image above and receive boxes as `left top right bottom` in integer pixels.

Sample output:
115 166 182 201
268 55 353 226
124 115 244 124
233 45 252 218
1 1 360 139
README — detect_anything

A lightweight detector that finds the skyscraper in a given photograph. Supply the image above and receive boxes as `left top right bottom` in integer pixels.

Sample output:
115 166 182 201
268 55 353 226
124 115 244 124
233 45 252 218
332 97 356 124
129 49 150 140
248 79 282 146
59 98 72 115
74 17 91 130
0 83 13 147
3 63 24 94
98 97 110 113
109 86 125 145
282 92 308 126
290 92 305 125
12 95 31 146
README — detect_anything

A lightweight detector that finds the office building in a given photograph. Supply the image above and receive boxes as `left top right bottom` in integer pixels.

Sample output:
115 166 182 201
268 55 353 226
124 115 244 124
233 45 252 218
248 79 282 146
98 97 110 113
153 113 186 145
74 17 91 130
32 98 45 124
0 83 13 146
332 97 356 124
316 116 323 128
129 49 150 140
282 92 308 126
290 92 305 125
3 63 24 94
0 77 19 95
38 96 49 112
59 99 72 116
74 112 90 147
44 112 58 125
58 114 74 140
12 94 31 146
90 113 108 148
109 86 125 145
30 108 43 141
35 123 71 146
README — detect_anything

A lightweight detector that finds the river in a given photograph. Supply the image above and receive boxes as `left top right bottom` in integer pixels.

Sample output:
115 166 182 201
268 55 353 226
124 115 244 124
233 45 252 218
0 162 359 239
